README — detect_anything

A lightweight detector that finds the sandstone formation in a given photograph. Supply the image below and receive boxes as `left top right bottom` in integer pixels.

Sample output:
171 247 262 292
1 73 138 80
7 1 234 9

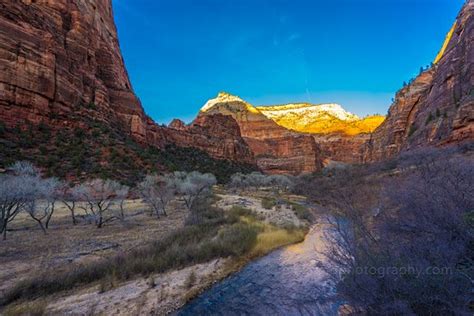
0 0 146 137
0 0 255 168
164 114 255 164
364 0 474 161
200 93 322 174
312 133 371 164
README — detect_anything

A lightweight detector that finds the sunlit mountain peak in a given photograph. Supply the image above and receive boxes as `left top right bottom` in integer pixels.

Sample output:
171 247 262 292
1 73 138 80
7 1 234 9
200 92 260 114
257 103 360 122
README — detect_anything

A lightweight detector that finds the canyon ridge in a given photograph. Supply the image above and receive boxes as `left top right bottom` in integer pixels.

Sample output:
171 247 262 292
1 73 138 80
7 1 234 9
0 0 473 179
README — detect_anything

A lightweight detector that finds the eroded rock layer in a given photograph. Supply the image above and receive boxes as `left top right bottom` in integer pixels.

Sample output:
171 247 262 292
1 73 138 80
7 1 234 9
0 0 146 137
163 114 255 164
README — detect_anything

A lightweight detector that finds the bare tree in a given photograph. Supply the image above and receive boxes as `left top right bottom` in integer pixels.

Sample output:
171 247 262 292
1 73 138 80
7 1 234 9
246 172 266 191
77 179 121 228
23 177 59 233
138 174 175 217
10 161 39 176
44 178 60 229
229 172 293 194
174 171 216 212
58 183 83 225
266 174 294 194
113 184 130 221
0 161 40 240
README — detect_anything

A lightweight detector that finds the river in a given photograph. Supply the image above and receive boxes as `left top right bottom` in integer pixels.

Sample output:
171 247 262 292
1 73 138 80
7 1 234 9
176 219 340 316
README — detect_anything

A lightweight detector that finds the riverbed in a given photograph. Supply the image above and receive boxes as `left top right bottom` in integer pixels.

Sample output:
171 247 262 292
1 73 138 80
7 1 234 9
176 220 339 315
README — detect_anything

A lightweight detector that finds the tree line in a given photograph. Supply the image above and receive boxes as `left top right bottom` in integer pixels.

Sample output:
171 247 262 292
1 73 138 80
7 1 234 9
0 162 217 240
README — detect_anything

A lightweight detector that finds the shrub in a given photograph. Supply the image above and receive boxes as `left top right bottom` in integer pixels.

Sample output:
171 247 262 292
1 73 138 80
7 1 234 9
3 300 47 316
184 271 197 289
85 102 97 110
75 179 125 228
0 121 5 136
261 197 276 209
0 161 45 239
291 203 312 221
229 172 294 192
173 171 217 212
228 206 253 218
217 223 259 256
425 112 433 125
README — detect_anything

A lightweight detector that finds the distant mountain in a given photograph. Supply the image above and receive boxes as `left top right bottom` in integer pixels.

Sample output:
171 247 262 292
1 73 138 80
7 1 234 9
200 93 385 136
198 92 386 168
199 92 323 174
257 103 384 135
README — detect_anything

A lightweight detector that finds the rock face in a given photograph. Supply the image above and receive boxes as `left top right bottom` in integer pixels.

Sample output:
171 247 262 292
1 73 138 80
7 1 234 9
200 93 323 174
313 133 371 164
364 0 474 161
0 0 255 167
163 114 255 164
0 0 146 138
168 119 187 131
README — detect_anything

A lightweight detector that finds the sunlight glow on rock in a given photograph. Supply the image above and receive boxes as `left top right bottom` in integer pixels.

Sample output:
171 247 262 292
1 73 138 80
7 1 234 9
258 103 385 135
434 21 457 64
200 93 385 135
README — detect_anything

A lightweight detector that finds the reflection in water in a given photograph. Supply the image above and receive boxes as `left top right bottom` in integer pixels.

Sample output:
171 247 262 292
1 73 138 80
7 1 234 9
177 220 339 316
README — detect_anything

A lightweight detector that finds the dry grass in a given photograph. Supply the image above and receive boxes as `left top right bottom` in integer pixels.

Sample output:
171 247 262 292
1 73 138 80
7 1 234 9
251 227 306 257
0 199 187 297
3 300 47 316
239 215 307 258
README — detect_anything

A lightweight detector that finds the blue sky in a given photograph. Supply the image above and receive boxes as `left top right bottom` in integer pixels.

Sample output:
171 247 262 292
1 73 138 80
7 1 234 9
112 0 464 123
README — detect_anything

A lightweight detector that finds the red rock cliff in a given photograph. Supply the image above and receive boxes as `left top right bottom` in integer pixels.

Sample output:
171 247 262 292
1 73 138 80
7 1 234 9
162 114 255 164
0 0 147 138
364 0 474 161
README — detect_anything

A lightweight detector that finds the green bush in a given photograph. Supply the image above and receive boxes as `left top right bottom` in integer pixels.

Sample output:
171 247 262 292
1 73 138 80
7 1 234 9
408 124 417 137
217 223 259 256
464 210 474 228
291 203 312 221
261 197 277 209
229 206 253 217
425 112 433 125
